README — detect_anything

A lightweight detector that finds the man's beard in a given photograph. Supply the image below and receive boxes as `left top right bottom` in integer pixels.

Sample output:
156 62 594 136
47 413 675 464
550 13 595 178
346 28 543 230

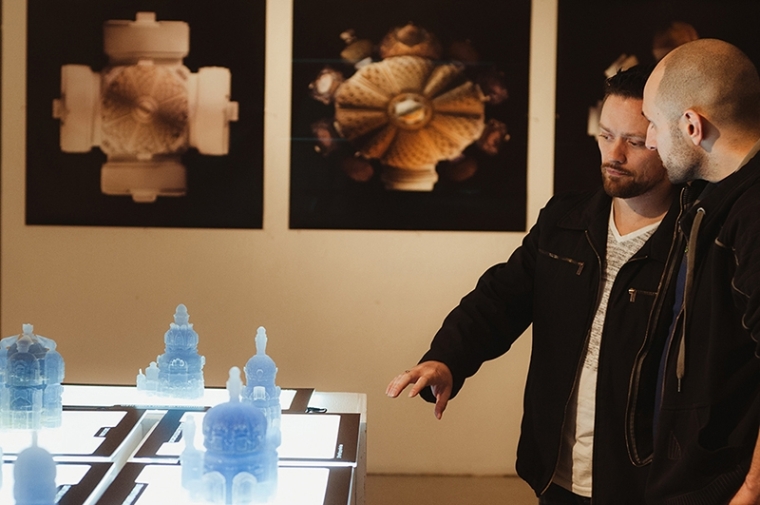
601 163 657 198
663 124 702 184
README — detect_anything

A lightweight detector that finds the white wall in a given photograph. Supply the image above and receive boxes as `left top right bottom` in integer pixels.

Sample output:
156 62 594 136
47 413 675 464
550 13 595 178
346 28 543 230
1 0 556 475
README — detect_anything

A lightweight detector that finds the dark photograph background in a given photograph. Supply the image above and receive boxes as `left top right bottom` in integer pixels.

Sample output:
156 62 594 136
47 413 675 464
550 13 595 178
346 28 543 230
555 0 760 194
290 0 531 231
26 0 265 228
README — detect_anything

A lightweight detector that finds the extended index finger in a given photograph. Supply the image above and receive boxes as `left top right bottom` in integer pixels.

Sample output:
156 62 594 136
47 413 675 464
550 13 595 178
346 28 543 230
385 371 416 398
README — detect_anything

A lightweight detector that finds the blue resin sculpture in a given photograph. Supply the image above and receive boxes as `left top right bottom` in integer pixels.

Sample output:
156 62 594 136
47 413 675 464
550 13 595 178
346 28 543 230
180 416 204 501
181 367 278 504
0 324 64 429
242 327 282 448
14 433 56 505
137 304 205 399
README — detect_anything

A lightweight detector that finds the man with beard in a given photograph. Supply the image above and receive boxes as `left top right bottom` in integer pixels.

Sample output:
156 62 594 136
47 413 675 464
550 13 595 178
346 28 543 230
641 38 760 505
386 65 678 504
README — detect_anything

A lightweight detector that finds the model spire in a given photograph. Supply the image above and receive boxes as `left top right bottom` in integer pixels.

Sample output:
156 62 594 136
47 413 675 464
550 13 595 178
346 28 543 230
255 326 267 355
227 367 243 403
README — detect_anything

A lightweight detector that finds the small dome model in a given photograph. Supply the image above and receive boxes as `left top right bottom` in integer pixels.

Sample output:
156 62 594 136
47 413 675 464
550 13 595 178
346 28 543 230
14 434 56 505
192 367 277 504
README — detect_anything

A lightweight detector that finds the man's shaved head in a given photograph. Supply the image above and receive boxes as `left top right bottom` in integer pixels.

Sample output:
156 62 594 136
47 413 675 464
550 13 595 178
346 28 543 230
655 39 760 134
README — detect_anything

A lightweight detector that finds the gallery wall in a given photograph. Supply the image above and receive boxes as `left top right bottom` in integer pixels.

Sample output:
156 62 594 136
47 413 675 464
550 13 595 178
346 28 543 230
0 0 556 476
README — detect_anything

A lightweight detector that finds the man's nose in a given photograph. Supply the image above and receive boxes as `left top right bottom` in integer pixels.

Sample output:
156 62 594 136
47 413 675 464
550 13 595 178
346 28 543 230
608 139 627 163
645 124 657 150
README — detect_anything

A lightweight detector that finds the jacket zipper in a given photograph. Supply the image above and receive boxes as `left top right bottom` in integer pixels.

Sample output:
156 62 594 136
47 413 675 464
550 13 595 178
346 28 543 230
628 288 657 302
584 230 604 505
541 231 602 498
624 188 686 466
538 249 585 275
675 207 705 391
657 207 696 403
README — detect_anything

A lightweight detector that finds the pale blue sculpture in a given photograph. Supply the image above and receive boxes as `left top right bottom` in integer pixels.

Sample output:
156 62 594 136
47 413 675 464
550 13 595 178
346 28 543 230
242 327 282 448
137 304 205 399
180 416 204 501
14 433 56 505
181 367 278 504
0 324 64 429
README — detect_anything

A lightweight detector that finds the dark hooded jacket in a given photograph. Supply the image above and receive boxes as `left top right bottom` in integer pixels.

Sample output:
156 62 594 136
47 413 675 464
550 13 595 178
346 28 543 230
642 153 760 505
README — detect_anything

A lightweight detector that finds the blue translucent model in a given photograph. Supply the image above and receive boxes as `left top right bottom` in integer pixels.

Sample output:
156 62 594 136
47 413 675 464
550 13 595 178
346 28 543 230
137 304 205 399
181 367 278 504
180 416 204 501
242 327 282 448
14 433 56 505
0 324 64 429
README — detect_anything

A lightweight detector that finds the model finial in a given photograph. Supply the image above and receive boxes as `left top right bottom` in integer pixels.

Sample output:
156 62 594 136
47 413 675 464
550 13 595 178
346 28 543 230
174 304 189 325
255 326 267 355
227 367 242 402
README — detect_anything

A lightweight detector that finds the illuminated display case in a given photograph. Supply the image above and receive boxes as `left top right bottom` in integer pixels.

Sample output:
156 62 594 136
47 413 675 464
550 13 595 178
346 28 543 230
0 385 367 505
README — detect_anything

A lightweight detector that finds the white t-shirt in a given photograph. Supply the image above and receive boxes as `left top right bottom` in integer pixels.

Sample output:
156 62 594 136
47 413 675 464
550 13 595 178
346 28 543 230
552 208 660 497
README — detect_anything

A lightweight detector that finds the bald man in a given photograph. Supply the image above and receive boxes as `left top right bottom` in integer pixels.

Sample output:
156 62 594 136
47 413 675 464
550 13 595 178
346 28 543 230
642 39 760 505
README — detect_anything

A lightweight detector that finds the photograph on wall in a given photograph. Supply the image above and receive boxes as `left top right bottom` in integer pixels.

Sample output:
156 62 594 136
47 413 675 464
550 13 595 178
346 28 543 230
26 0 265 228
290 0 531 231
555 0 760 194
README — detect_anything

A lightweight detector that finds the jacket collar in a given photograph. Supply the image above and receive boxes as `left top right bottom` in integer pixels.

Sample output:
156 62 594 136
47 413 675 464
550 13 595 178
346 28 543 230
557 187 681 264
680 154 760 239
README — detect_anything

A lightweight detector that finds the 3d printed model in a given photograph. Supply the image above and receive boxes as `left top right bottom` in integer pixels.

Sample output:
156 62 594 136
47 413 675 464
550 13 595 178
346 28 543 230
0 325 65 429
137 304 206 399
180 416 204 499
53 11 239 203
14 434 56 505
242 327 282 448
181 367 278 504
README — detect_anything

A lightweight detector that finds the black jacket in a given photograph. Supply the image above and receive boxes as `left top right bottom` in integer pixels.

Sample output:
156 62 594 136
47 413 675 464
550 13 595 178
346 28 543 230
419 188 681 504
642 155 760 505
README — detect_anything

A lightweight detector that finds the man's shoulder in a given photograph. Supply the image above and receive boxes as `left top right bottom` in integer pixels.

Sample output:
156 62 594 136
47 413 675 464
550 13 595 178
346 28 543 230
530 188 609 232
727 180 760 228
542 188 606 215
711 163 760 222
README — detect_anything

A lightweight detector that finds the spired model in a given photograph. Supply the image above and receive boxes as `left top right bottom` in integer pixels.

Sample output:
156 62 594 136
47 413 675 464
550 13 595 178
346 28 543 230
181 366 279 504
137 304 206 399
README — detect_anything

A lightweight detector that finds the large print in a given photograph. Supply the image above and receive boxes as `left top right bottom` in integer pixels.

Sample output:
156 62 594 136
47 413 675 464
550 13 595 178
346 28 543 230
26 0 265 228
290 0 531 231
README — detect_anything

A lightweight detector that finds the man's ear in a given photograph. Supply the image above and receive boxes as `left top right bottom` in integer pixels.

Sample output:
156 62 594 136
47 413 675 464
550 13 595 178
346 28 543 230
681 109 704 146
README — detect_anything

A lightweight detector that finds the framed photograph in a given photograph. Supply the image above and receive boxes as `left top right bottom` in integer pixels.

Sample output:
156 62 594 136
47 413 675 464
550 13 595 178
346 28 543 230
290 0 531 231
26 0 265 228
555 0 760 194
